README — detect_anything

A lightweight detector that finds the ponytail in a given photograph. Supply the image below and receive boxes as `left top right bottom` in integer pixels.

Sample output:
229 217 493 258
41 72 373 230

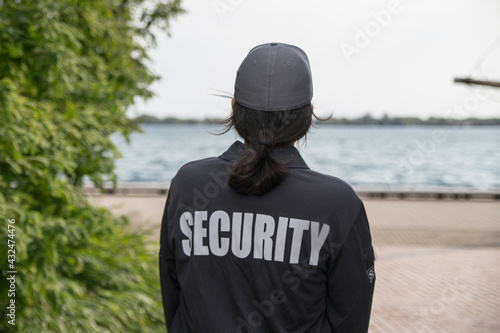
219 102 323 195
229 143 288 195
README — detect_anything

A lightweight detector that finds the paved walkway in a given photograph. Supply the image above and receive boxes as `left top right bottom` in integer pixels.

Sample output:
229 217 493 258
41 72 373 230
87 194 500 332
364 199 500 333
364 200 500 247
369 245 500 333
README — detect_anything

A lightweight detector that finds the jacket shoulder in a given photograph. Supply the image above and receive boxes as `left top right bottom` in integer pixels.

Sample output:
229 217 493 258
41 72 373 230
170 157 224 187
301 169 362 203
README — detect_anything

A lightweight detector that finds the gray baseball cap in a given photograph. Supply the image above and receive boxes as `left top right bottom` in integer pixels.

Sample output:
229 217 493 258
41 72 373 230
234 42 313 111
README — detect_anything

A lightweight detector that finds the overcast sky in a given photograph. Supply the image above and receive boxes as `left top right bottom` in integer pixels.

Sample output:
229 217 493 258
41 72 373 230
130 0 500 120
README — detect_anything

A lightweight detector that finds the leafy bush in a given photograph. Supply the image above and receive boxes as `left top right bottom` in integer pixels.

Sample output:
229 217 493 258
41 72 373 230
0 0 183 331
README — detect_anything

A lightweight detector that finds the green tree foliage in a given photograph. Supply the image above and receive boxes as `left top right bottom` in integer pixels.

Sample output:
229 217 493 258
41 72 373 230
0 0 183 331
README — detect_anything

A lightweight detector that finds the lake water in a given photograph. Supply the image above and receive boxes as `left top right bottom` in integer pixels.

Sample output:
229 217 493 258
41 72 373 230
112 124 500 190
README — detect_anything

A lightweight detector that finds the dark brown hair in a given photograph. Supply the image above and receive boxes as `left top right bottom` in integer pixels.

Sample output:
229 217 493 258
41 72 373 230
219 102 326 195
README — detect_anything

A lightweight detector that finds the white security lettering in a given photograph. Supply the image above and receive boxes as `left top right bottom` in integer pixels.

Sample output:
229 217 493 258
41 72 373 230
209 210 230 256
253 214 275 260
194 211 209 255
309 222 330 265
178 210 331 266
232 212 253 258
274 217 289 262
180 212 193 256
288 219 310 264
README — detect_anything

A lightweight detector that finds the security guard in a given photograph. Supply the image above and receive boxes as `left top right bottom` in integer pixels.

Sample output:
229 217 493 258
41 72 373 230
159 43 375 333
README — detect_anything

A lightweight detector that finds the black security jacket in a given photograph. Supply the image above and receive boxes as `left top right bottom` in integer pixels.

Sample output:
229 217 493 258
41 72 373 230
159 141 375 333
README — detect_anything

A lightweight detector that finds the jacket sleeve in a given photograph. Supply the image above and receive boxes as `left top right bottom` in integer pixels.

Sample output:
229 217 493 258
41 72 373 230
326 204 375 333
159 192 180 331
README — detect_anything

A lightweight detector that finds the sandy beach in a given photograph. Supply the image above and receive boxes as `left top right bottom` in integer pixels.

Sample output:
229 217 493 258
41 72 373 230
87 190 500 332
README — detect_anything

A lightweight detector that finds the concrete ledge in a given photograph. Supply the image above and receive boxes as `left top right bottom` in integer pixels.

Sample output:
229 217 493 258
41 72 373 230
83 184 500 201
357 190 500 201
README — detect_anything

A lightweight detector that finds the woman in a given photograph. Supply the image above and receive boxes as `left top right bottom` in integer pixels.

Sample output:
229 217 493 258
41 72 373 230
159 42 375 333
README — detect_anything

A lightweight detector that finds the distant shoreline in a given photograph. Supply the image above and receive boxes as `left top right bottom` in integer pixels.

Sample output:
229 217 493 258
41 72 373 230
132 115 500 126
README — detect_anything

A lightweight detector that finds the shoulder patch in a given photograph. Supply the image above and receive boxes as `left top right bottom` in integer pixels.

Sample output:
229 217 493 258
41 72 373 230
367 265 375 284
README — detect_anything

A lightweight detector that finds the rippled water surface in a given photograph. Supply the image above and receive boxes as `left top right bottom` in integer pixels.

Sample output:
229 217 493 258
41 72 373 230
112 124 500 190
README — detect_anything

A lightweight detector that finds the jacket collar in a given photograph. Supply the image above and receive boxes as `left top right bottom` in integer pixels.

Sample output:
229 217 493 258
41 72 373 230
219 141 309 169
